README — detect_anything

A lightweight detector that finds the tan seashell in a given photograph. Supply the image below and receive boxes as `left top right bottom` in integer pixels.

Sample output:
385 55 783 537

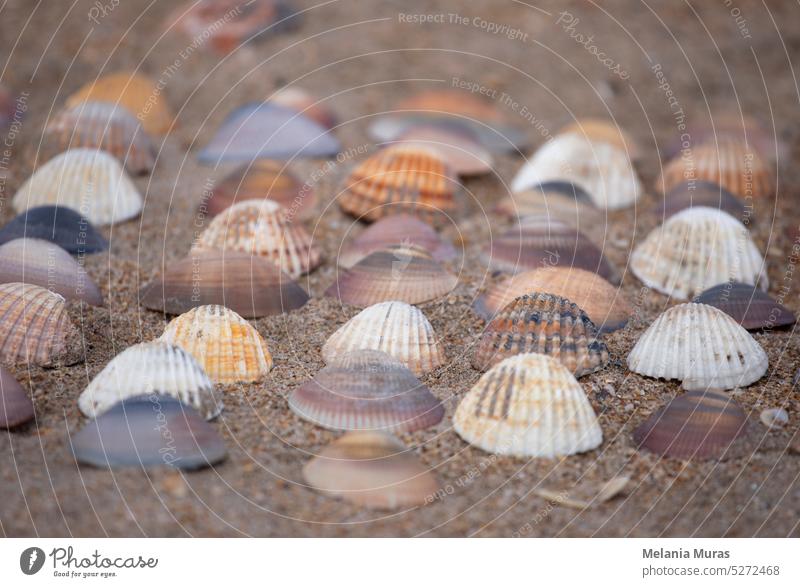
454 353 602 458
760 407 788 429
303 431 439 509
78 341 222 420
631 206 767 300
558 118 641 159
12 148 143 226
270 86 337 130
533 476 630 509
396 90 508 123
160 305 273 384
193 200 321 278
493 181 602 230
627 303 768 389
322 301 445 376
394 122 493 176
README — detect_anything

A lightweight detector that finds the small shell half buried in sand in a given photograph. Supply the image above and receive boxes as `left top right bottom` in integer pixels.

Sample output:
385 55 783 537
0 366 35 429
760 407 788 429
270 87 337 130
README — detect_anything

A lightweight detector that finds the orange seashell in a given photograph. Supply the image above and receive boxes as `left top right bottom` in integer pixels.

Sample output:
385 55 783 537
664 114 780 163
396 90 507 124
270 87 336 130
558 118 641 159
393 122 493 177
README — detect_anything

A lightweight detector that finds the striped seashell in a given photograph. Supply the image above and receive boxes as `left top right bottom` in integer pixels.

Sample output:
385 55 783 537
160 305 273 384
42 101 156 175
558 118 642 159
322 301 445 376
302 431 439 509
473 267 631 332
0 206 108 254
338 145 459 226
0 238 103 305
270 86 336 130
454 353 602 458
693 281 795 331
631 206 767 300
663 114 779 162
394 122 493 176
12 148 143 226
289 350 444 433
472 293 609 376
627 303 768 389
66 71 174 135
493 181 602 230
139 251 309 318
511 134 642 210
193 199 321 278
655 180 747 221
0 366 34 429
325 244 457 307
78 341 222 420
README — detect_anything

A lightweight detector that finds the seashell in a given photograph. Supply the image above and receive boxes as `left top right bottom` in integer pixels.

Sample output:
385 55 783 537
627 303 768 389
493 181 602 229
270 86 336 130
70 396 226 470
289 350 444 433
203 159 314 219
633 390 747 459
337 213 457 269
454 353 602 458
160 305 273 384
0 366 34 429
12 148 143 226
197 102 340 164
42 101 156 175
693 281 795 331
338 145 459 227
302 431 439 509
473 266 631 332
397 90 508 124
0 282 82 367
471 293 609 376
0 206 108 254
322 301 445 376
760 407 788 429
78 341 222 420
325 244 457 307
393 122 493 176
658 138 774 199
193 199 321 278
533 476 630 509
664 114 780 164
558 118 641 159
511 134 642 210
655 180 747 221
630 206 767 300
139 251 309 318
65 71 174 135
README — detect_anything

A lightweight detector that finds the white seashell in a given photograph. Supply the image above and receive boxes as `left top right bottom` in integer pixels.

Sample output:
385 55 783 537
627 303 768 390
454 353 602 458
631 207 767 300
12 148 143 225
760 407 788 429
78 341 222 420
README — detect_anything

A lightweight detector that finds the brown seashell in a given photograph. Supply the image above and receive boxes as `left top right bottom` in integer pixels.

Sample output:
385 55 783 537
270 86 336 130
139 251 309 318
302 431 439 509
493 181 602 230
654 180 747 221
558 118 641 159
633 390 747 460
325 244 457 307
693 281 795 331
0 366 34 429
394 122 493 176
472 293 609 375
0 283 82 367
473 267 631 332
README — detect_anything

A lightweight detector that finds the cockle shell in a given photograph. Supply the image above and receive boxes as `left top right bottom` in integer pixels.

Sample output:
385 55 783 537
12 148 143 226
454 353 602 458
0 283 82 367
630 206 767 300
302 431 439 509
289 350 444 433
394 122 493 176
193 199 321 278
0 366 34 429
0 206 108 254
270 86 336 130
78 341 222 420
655 180 747 221
627 303 768 389
472 293 609 376
325 244 457 307
322 301 445 376
694 282 795 331
160 305 273 384
493 181 602 230
558 118 642 160
664 114 780 163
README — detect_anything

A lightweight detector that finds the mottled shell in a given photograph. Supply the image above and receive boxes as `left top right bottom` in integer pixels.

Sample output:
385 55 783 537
12 148 143 226
78 341 222 420
160 305 273 384
631 207 767 300
493 181 602 230
454 353 602 458
0 366 34 429
655 180 747 221
558 118 642 160
627 303 768 389
394 122 493 176
322 301 445 376
693 282 795 331
0 206 108 254
270 86 336 130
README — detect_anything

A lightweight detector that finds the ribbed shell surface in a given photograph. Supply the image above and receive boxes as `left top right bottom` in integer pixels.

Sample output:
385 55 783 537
394 123 494 176
656 180 747 220
494 183 602 229
693 281 795 330
558 118 641 159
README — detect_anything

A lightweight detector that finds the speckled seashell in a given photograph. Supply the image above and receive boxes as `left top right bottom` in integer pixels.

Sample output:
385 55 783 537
193 200 321 278
78 341 222 420
694 281 795 331
322 301 445 376
0 366 34 429
454 353 602 458
0 206 108 254
160 305 273 384
558 118 642 159
631 207 767 300
302 431 439 509
394 122 493 176
627 303 768 389
0 282 81 367
493 181 602 229
270 86 336 130
289 350 444 433
12 148 143 226
655 180 747 221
